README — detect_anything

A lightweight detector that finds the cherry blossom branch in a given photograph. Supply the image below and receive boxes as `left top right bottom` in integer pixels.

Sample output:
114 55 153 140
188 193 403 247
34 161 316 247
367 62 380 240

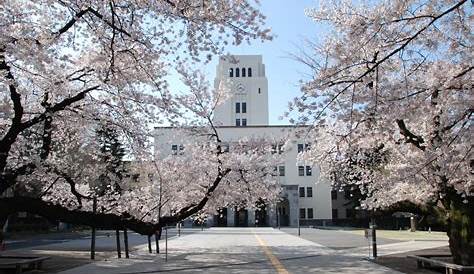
309 0 468 122
395 119 426 151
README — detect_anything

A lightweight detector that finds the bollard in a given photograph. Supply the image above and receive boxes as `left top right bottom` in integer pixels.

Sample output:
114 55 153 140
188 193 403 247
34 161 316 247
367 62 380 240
90 197 97 260
155 230 160 254
165 227 168 262
147 235 152 253
116 229 122 258
371 224 377 258
124 229 129 259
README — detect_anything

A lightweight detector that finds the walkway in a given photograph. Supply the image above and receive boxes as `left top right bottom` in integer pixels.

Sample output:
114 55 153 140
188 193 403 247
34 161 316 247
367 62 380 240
55 227 448 274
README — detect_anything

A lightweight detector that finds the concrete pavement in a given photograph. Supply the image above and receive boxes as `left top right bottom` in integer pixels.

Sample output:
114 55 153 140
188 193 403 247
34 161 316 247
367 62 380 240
56 227 439 274
3 227 449 273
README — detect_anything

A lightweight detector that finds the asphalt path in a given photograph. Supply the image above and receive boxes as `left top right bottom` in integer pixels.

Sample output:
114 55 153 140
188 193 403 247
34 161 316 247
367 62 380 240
4 229 190 251
280 227 402 250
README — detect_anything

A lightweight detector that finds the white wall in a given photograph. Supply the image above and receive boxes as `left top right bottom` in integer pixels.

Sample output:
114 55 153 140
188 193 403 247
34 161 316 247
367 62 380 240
213 55 269 126
154 126 333 220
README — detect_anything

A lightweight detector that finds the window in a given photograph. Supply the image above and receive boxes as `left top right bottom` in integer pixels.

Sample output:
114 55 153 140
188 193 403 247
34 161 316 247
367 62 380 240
258 88 261 94
298 143 311 153
299 208 306 219
306 166 312 176
272 143 284 154
331 190 337 200
248 67 252 77
278 166 285 176
297 144 304 153
299 186 305 197
307 208 314 219
229 68 233 77
235 68 240 77
272 166 278 176
242 102 247 113
277 143 283 154
332 209 338 219
236 119 241 127
298 166 305 176
307 187 313 197
241 67 246 77
171 144 178 155
235 102 240 113
172 144 183 155
242 118 247 127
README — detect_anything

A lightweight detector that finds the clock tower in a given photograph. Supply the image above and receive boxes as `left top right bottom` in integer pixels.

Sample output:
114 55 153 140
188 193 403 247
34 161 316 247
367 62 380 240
213 55 269 126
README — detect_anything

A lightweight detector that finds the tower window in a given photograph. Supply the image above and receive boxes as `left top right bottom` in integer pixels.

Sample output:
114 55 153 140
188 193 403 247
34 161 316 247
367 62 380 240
258 88 261 94
242 102 247 113
171 144 178 155
235 119 241 127
242 118 247 126
248 68 252 77
235 102 240 113
235 68 240 77
241 67 246 77
229 68 233 77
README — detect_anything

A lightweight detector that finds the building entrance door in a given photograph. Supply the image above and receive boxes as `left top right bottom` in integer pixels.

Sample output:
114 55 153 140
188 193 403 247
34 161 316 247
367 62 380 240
255 199 268 226
235 208 248 227
278 198 290 226
215 208 227 227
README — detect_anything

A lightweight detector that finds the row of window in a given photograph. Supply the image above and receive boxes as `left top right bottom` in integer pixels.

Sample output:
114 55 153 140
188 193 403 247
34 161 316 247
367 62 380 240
298 166 312 176
299 186 313 197
271 143 310 154
171 144 314 159
235 118 247 127
273 166 312 177
297 143 311 153
229 67 252 77
171 144 184 155
300 208 314 219
235 102 247 113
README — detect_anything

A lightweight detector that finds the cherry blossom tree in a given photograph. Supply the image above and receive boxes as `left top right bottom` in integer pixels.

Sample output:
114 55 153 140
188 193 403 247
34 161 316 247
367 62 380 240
0 0 276 235
293 0 473 265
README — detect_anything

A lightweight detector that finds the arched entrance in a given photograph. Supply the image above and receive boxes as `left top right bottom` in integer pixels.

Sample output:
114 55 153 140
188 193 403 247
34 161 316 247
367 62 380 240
277 198 290 226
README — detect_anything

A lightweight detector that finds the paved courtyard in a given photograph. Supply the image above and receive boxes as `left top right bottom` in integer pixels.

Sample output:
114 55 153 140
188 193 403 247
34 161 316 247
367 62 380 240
29 227 445 274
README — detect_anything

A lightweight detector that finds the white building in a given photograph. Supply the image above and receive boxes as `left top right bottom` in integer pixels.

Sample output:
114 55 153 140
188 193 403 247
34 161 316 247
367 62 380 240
154 55 332 227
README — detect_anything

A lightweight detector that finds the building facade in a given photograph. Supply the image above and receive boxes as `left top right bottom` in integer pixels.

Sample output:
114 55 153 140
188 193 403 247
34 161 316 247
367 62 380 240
154 55 332 227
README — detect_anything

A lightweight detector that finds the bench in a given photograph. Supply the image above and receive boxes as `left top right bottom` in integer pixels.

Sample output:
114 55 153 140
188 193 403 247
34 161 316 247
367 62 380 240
0 255 50 274
408 255 474 274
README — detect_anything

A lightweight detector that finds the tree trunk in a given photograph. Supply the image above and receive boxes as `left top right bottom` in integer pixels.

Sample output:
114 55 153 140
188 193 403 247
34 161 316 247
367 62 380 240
446 196 474 266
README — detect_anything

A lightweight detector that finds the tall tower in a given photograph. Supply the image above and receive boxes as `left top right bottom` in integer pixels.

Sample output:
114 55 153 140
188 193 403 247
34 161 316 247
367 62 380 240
213 55 269 126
